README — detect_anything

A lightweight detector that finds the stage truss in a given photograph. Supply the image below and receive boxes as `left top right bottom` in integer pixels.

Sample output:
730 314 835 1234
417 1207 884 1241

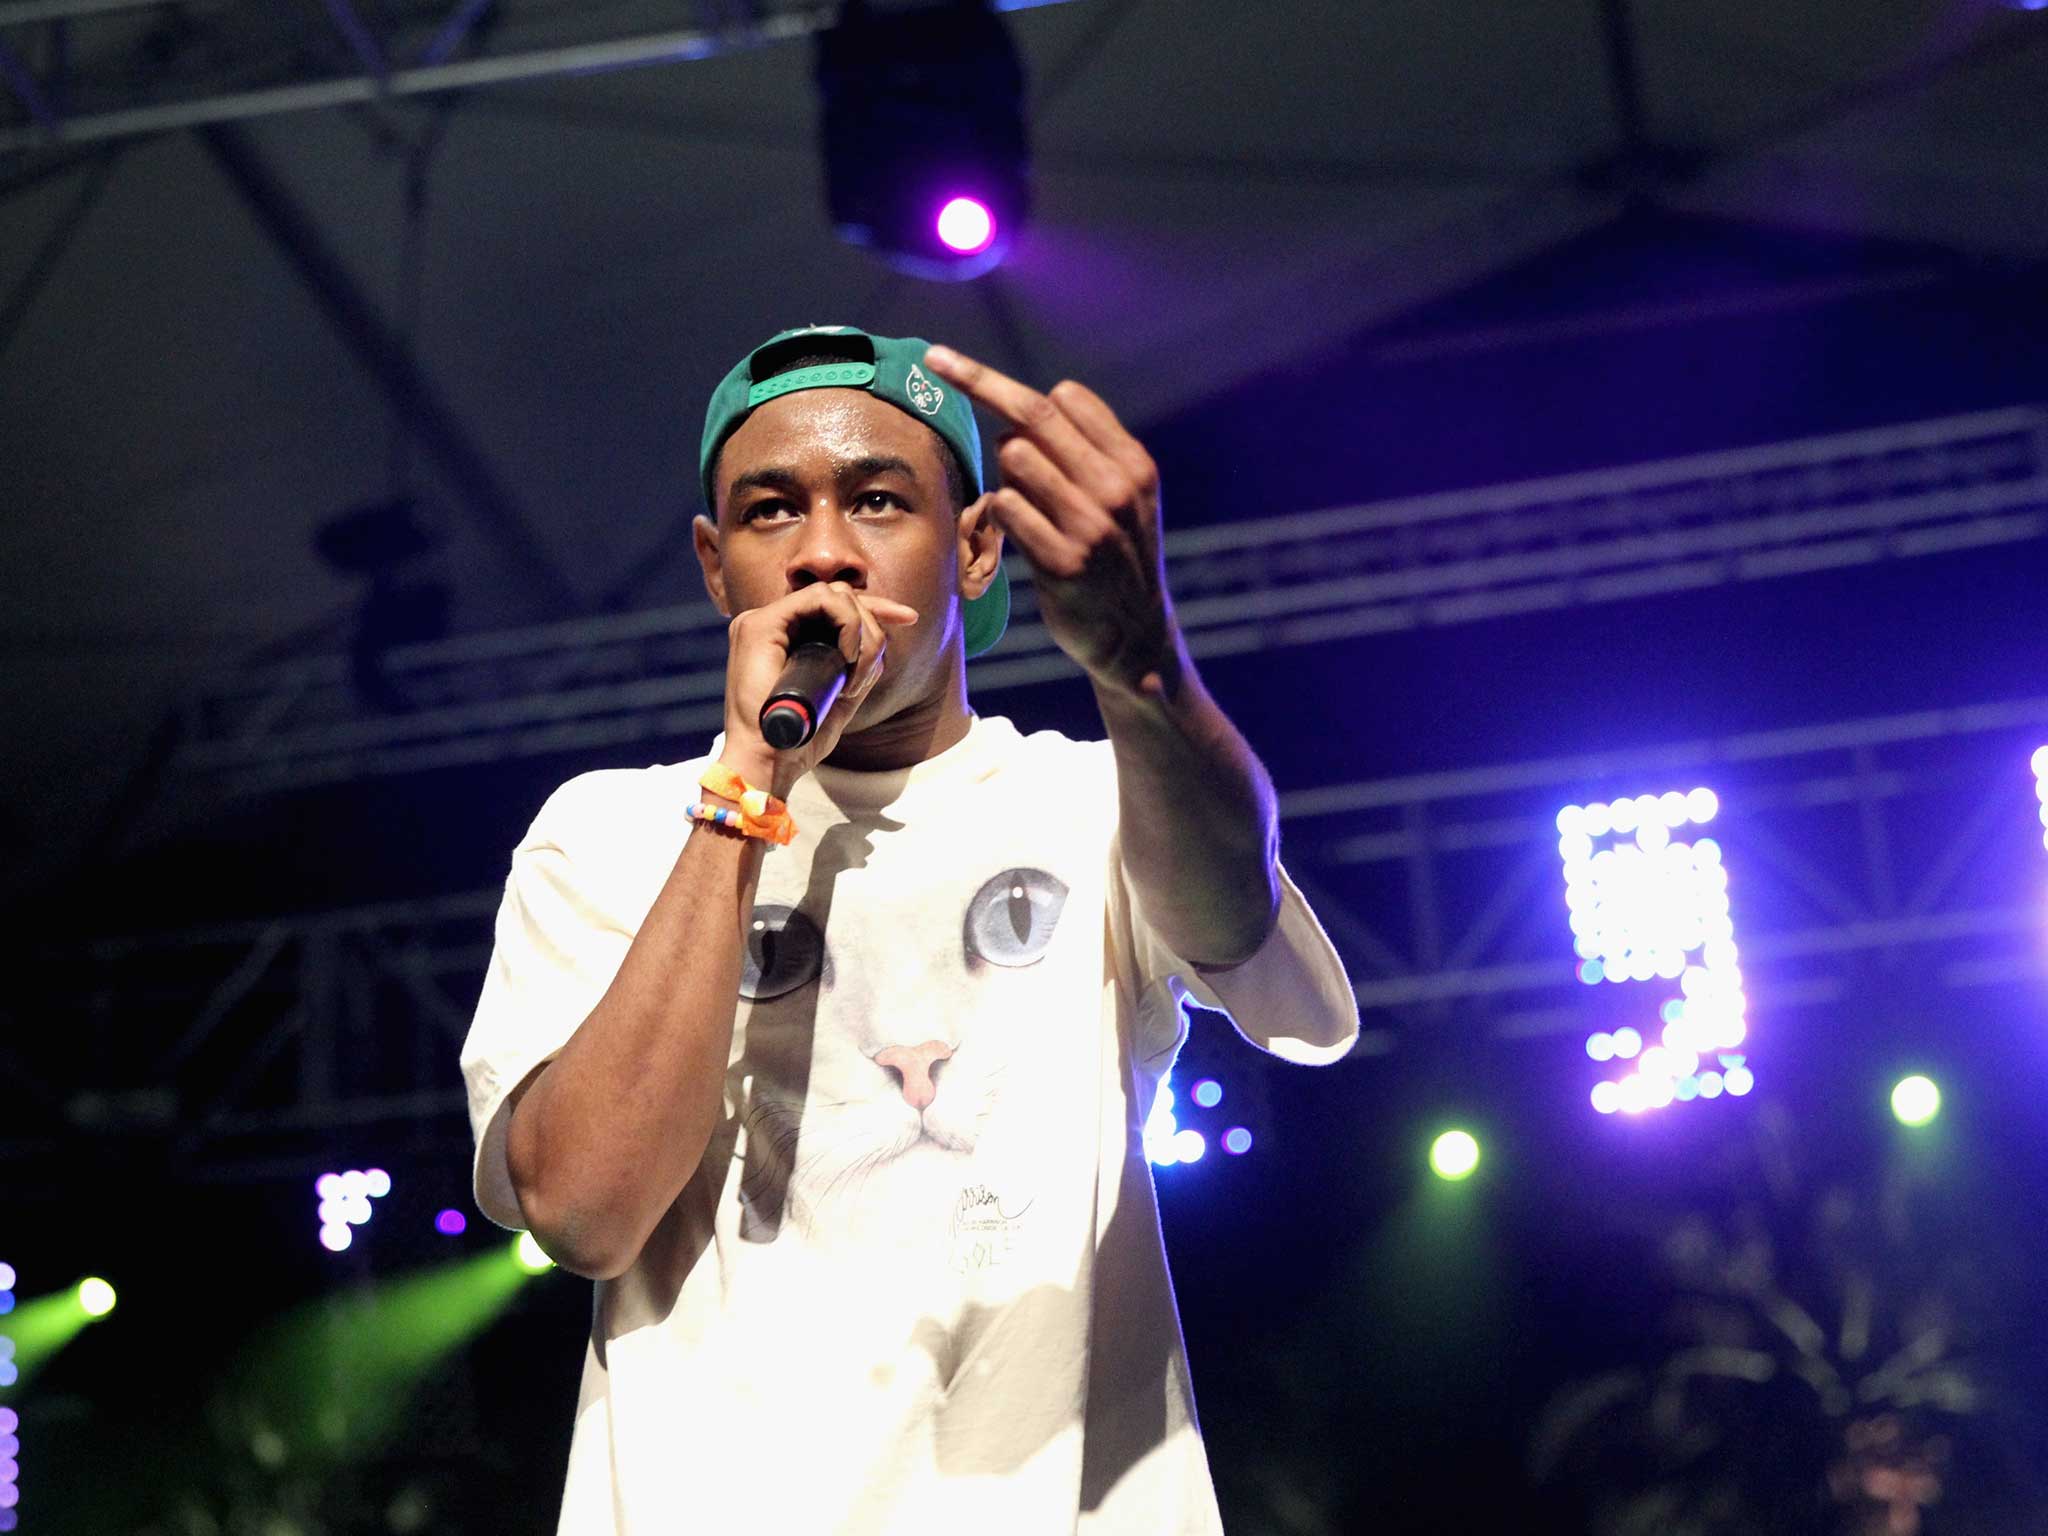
171 404 2048 792
0 0 1071 156
6 690 2044 1186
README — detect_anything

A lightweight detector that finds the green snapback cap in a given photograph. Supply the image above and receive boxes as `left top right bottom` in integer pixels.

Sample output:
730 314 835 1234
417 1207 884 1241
700 325 1009 660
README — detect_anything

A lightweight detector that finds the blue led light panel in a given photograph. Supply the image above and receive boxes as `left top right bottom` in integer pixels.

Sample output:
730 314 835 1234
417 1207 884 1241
1557 790 1752 1113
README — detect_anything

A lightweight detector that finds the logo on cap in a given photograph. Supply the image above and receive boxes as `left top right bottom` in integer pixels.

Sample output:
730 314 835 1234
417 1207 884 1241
906 364 944 416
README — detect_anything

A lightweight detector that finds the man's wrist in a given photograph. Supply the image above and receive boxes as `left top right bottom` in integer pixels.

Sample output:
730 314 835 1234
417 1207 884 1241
1088 632 1199 716
714 741 800 801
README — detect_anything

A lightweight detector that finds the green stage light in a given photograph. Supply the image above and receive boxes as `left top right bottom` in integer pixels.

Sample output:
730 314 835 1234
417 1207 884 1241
513 1233 555 1274
76 1278 116 1318
1429 1130 1481 1181
223 1245 539 1456
5 1281 108 1388
1891 1075 1941 1127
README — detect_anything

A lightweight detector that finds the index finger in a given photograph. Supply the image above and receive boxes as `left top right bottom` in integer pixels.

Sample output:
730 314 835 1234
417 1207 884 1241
923 344 1096 466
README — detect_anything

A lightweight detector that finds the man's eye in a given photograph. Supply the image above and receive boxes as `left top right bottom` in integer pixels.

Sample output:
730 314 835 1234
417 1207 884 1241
963 868 1069 968
740 904 825 999
742 501 794 523
855 491 903 512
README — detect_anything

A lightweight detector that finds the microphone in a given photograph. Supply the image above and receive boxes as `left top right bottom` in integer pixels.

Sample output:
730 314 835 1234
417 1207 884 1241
759 613 851 750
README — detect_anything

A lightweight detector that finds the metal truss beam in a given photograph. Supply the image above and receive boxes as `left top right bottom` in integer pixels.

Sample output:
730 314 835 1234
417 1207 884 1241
172 404 2048 793
1279 694 2048 1032
9 692 2045 1184
0 0 1075 156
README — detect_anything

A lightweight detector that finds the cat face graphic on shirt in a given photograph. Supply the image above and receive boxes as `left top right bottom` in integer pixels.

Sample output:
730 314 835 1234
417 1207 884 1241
731 863 1071 1241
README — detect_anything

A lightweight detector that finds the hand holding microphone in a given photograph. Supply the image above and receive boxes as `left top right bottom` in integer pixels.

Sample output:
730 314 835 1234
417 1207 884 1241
719 582 919 791
760 614 853 750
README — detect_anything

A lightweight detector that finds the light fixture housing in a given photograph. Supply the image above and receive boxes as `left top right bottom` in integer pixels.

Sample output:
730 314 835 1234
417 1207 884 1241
816 0 1030 280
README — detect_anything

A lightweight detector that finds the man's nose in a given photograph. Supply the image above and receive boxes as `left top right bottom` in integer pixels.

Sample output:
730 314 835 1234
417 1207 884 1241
875 1041 954 1111
786 504 866 590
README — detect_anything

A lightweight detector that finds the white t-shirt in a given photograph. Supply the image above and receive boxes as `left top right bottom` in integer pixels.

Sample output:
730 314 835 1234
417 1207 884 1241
460 713 1359 1535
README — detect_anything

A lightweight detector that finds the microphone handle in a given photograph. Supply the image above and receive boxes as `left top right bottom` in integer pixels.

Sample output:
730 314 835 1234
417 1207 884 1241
760 640 850 750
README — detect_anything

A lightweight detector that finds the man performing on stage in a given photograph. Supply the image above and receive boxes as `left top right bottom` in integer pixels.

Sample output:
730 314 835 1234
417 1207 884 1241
460 325 1360 1533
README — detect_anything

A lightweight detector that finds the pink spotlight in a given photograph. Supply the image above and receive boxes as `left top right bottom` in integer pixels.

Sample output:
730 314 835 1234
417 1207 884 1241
935 197 995 255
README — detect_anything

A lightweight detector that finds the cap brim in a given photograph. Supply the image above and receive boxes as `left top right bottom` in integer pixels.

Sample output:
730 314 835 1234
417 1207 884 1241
963 561 1010 659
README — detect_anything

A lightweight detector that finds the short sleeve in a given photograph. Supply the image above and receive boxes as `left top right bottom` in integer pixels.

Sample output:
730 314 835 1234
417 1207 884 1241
1107 838 1360 1068
459 777 637 1231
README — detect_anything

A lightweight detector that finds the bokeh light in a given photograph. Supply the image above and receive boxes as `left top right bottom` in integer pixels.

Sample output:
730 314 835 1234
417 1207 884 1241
1559 787 1748 1114
77 1278 116 1317
317 1165 390 1249
2033 746 2048 851
1429 1129 1481 1181
513 1233 555 1274
1191 1078 1223 1108
1221 1127 1253 1154
436 1209 469 1236
1891 1074 1941 1127
934 196 995 254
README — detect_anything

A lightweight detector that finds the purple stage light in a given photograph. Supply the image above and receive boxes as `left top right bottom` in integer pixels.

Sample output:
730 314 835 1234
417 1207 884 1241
435 1209 468 1236
1222 1127 1253 1154
1191 1079 1223 1108
935 197 996 255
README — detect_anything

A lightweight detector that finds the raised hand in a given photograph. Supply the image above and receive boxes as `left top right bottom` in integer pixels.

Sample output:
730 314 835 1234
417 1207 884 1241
922 345 1183 699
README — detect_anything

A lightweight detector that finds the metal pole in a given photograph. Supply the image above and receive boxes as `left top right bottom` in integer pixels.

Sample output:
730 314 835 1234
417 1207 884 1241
0 0 161 25
0 14 821 152
0 33 57 125
318 0 389 82
199 122 584 617
0 0 1075 153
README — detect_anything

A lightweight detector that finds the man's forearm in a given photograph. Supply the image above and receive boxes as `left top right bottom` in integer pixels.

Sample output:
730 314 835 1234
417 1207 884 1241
1093 649 1280 969
504 813 768 1280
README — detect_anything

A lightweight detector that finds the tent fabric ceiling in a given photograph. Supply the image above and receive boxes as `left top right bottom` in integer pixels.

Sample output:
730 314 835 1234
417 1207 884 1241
1 0 2043 908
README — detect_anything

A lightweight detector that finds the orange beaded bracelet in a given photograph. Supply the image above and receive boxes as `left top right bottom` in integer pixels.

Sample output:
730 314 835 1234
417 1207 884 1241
697 762 797 846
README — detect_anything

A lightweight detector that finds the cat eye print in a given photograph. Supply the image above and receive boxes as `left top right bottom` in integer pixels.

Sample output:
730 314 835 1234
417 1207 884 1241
963 868 1069 968
739 904 827 1000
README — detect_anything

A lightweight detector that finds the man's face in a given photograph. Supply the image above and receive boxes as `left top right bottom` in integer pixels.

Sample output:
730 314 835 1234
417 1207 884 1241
698 387 978 725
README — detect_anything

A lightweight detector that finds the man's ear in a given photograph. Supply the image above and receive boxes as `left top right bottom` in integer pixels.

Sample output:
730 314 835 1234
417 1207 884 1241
957 492 1004 600
693 513 732 616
